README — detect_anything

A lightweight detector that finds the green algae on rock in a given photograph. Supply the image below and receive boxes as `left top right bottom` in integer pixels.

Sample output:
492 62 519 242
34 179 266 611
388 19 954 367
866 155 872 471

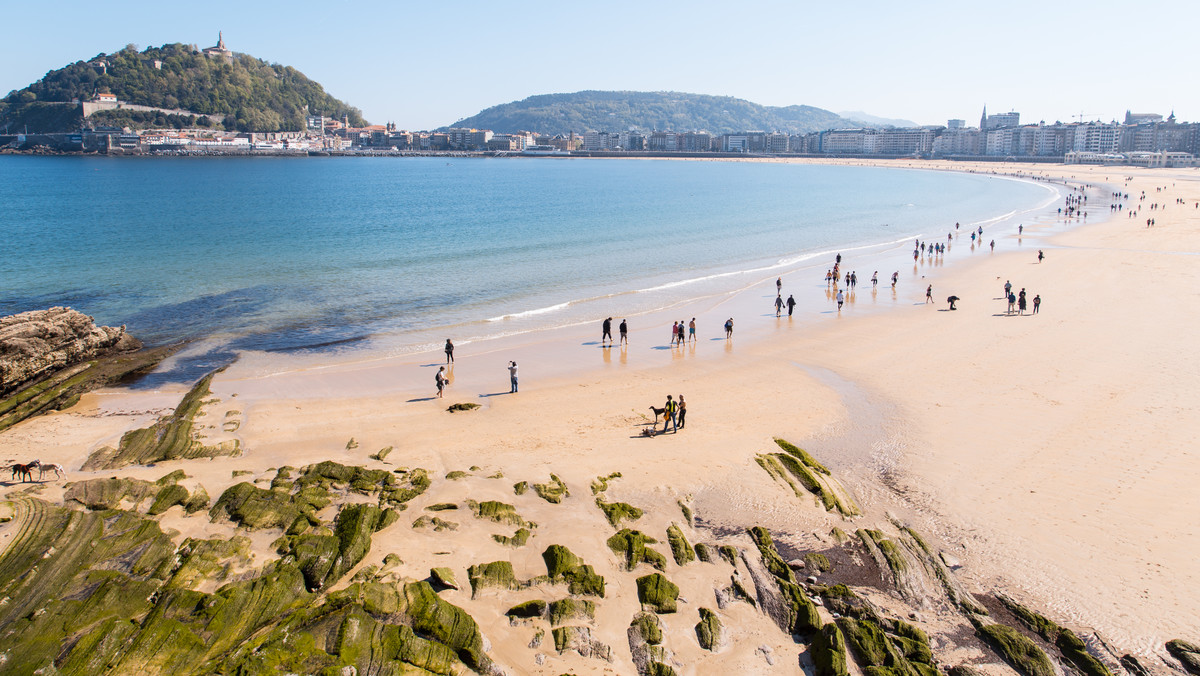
467 560 521 597
748 526 796 584
636 573 680 614
774 437 831 474
534 474 570 503
447 402 480 412
694 543 714 563
607 528 667 571
369 445 393 461
64 476 158 511
468 499 534 529
412 515 459 531
695 607 723 651
513 480 529 495
590 471 622 495
718 545 738 566
445 470 469 480
542 544 606 597
805 552 833 573
998 593 1113 676
677 499 694 526
976 622 1056 676
756 448 860 517
147 482 191 515
506 599 549 619
1167 640 1200 676
553 625 613 661
430 566 460 591
549 597 596 626
812 622 850 676
426 502 459 511
595 496 643 528
493 527 532 547
666 523 696 566
81 369 240 470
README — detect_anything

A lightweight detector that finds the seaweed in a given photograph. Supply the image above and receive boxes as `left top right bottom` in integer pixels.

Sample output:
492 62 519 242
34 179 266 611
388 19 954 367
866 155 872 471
976 623 1056 676
607 529 667 571
595 496 643 528
636 573 680 614
534 474 570 503
695 607 723 651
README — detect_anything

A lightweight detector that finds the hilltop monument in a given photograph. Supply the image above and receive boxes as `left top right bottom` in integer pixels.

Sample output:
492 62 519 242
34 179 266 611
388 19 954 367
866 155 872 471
202 32 232 61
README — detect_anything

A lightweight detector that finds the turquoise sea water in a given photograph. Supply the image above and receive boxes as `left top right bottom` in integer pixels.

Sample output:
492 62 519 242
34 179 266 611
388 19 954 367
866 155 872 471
0 156 1052 368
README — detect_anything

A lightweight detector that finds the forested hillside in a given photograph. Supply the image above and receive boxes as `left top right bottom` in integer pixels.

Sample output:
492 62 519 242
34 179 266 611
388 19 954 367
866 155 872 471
0 43 366 133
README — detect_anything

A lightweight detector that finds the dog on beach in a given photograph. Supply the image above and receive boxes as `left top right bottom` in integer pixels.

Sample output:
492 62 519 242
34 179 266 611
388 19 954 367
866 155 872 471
9 460 39 483
649 405 666 423
640 427 657 438
38 462 66 481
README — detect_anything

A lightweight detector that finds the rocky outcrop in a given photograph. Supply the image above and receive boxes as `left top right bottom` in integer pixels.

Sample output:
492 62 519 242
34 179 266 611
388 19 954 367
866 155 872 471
0 307 170 433
0 307 138 396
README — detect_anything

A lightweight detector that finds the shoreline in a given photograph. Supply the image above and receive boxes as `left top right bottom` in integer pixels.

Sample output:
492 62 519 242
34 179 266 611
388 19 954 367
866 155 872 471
3 159 1197 667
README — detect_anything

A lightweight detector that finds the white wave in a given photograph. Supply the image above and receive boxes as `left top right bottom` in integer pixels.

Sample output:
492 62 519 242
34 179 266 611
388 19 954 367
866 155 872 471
486 301 572 322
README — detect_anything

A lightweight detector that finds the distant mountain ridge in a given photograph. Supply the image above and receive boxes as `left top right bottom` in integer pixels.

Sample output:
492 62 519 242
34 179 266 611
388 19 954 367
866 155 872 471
444 91 875 135
0 41 366 133
838 110 920 128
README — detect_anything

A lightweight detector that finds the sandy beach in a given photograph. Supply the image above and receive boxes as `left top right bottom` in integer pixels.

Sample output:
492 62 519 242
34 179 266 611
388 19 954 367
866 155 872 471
2 159 1197 674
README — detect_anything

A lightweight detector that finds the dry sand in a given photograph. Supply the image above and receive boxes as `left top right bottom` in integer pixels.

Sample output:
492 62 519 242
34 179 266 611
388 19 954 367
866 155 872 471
2 159 1198 673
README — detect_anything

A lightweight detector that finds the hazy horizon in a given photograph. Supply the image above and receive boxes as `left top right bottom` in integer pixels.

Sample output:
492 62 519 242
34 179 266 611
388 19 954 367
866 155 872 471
4 0 1196 131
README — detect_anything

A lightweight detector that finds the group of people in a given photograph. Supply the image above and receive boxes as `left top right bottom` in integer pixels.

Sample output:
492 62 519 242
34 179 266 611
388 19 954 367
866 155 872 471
658 393 687 433
601 317 629 346
1002 279 1041 316
669 318 697 345
435 339 519 397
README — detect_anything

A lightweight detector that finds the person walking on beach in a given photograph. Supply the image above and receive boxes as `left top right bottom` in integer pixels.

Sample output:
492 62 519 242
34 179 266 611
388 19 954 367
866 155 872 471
602 317 613 346
1038 250 1045 263
836 289 844 312
1018 293 1027 315
508 361 518 393
1033 295 1041 314
825 270 833 286
871 271 878 287
891 271 899 288
677 394 687 429
1004 280 1012 299
445 339 454 363
850 271 857 288
677 321 685 345
619 319 628 345
724 318 734 338
786 295 796 316
436 366 447 398
776 277 782 294
774 294 784 317
662 395 678 434
990 239 995 251
688 318 696 342
1007 292 1016 315
1019 224 1023 235
836 253 842 265
670 321 679 346
925 285 933 303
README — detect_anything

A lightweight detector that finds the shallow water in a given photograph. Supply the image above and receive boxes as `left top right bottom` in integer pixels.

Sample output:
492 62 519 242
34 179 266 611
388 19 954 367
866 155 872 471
1 156 1053 369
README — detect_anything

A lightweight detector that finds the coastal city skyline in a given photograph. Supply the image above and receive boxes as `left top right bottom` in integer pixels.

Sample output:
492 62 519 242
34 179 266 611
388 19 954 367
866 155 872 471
4 0 1198 131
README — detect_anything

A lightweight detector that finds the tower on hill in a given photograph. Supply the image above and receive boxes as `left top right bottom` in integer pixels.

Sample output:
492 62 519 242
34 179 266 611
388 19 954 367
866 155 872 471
203 32 232 61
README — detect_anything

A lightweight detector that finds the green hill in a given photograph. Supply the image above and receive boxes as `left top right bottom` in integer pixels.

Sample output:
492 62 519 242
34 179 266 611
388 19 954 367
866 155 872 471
0 42 366 133
443 91 861 135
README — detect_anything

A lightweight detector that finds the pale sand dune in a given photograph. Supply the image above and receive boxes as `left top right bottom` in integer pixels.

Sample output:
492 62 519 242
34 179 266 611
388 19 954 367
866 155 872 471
2 160 1197 672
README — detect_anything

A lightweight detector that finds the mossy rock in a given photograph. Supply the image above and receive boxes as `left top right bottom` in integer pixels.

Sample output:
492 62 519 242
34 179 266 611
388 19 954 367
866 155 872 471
780 579 821 633
369 445 393 461
838 617 911 670
595 497 643 528
209 481 325 530
534 474 570 503
425 502 458 511
999 594 1113 676
445 470 469 480
748 526 796 584
513 481 529 495
399 580 494 673
64 477 158 511
666 523 696 566
147 483 190 515
412 515 458 532
467 560 521 596
696 607 723 651
549 598 596 626
590 471 621 494
1167 640 1200 676
542 545 605 597
774 437 831 473
183 484 210 513
429 566 459 591
552 625 612 661
607 528 666 571
719 545 738 566
469 499 533 528
636 573 680 614
695 543 714 562
830 527 849 544
506 599 548 619
447 402 480 412
631 611 664 644
156 469 188 485
167 535 253 589
381 553 402 570
976 623 1056 676
80 369 240 470
494 527 532 547
649 663 679 676
294 534 340 590
812 622 850 676
380 468 431 507
677 500 694 526
805 552 833 573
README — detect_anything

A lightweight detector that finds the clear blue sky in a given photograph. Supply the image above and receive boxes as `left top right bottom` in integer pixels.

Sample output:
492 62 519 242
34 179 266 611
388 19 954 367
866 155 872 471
4 0 1196 130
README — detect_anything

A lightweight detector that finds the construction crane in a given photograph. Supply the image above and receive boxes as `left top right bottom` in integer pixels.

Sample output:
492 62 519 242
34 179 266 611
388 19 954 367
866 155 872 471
1073 111 1096 123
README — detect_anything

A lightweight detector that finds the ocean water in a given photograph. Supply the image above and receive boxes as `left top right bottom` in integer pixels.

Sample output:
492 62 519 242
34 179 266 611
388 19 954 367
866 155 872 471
0 156 1053 371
